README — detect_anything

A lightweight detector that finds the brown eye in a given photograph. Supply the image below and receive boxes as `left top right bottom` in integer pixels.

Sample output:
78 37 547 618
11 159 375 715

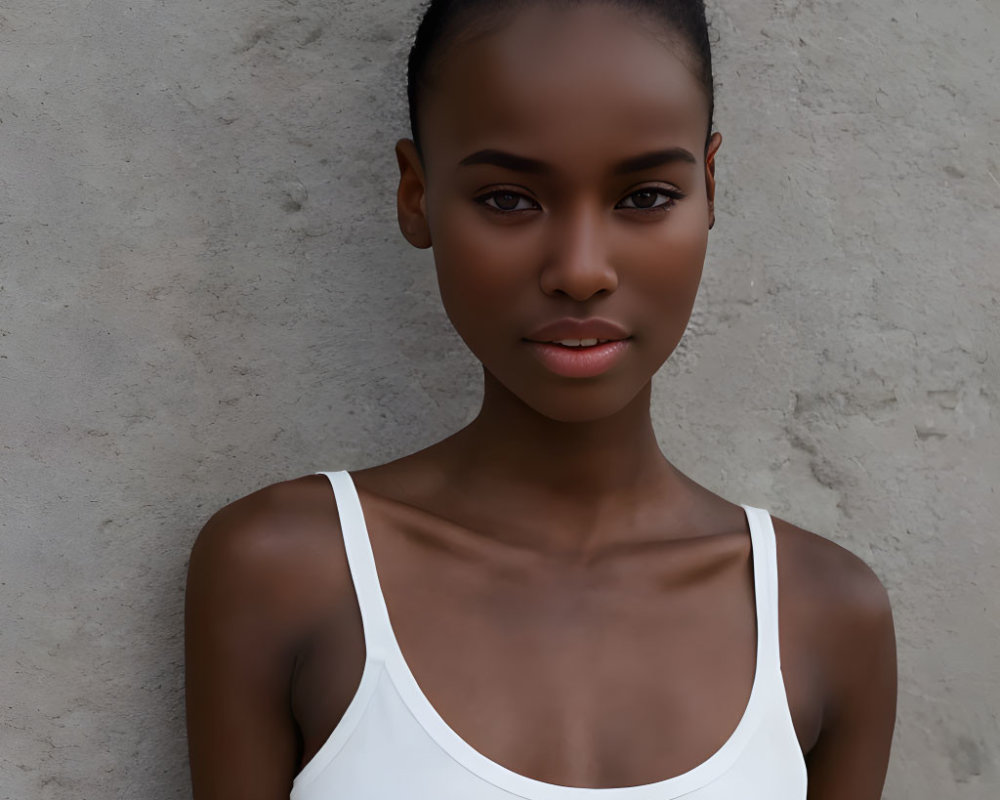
616 187 682 212
631 190 659 209
494 192 521 211
478 190 539 213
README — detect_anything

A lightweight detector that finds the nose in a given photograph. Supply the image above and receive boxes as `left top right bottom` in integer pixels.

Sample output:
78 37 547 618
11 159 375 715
538 204 619 301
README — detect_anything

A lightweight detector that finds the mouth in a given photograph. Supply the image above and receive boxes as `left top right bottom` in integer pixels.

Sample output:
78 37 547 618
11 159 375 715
543 338 619 348
524 338 631 378
521 318 633 377
523 317 632 345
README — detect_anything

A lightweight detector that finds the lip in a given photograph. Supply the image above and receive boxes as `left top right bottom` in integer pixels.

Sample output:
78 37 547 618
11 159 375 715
525 339 630 378
522 318 633 378
523 317 631 344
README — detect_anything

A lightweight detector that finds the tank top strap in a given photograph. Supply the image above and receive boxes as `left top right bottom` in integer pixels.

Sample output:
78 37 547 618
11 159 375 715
319 470 395 662
741 505 783 670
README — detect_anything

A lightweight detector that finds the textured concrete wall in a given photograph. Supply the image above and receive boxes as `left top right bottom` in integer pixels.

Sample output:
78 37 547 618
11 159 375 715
0 0 996 797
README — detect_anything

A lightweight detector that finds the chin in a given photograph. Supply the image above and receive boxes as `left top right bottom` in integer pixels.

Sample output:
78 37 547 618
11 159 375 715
505 377 653 425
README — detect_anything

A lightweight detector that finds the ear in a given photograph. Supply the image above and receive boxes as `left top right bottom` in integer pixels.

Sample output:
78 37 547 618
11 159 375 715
395 139 432 249
704 131 722 230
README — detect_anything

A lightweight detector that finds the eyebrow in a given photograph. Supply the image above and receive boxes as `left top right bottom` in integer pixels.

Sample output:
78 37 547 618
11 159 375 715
457 147 698 174
459 149 549 173
613 148 698 173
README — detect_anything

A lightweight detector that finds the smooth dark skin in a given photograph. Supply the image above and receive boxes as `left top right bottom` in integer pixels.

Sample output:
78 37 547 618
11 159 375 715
186 5 896 798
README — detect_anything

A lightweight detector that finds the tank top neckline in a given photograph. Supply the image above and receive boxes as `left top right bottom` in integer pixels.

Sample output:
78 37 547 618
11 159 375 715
307 469 784 799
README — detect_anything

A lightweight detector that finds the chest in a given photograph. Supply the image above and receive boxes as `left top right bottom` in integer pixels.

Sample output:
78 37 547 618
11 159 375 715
294 520 775 787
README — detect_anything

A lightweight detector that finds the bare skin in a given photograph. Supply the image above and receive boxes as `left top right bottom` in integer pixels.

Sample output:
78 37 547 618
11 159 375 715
185 5 896 799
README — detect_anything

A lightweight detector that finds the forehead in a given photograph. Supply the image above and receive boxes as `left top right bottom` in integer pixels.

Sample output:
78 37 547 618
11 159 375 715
420 4 710 172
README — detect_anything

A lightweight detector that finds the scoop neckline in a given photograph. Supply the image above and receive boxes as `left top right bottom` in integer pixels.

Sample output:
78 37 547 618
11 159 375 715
348 471 772 799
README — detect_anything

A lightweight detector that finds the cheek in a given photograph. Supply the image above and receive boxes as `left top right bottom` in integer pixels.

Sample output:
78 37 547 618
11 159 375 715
619 214 708 333
430 204 539 332
652 229 707 303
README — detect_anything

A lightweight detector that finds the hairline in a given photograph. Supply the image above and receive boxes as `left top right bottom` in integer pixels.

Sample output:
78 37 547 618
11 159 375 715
409 0 715 159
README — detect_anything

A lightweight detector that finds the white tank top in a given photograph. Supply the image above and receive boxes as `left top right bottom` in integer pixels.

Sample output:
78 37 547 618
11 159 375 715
291 470 807 799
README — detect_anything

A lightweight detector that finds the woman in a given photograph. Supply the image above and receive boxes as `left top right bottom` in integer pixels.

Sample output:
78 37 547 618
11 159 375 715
185 1 897 797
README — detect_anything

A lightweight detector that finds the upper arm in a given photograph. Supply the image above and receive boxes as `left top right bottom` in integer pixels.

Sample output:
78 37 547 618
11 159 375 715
783 530 897 800
185 487 323 799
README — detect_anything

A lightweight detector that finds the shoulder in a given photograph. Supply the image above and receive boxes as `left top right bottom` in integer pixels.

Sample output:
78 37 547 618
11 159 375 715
771 516 896 720
190 473 343 577
772 516 893 634
185 475 356 793
186 473 349 645
766 522 897 791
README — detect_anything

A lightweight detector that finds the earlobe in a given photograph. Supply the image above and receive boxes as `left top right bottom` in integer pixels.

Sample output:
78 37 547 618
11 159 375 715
705 131 722 231
395 139 432 249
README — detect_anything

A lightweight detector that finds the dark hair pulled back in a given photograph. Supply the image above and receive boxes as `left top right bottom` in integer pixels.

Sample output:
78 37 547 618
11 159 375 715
406 0 715 155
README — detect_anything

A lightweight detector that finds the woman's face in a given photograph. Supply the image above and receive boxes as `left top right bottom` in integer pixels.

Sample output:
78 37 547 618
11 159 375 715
398 3 721 423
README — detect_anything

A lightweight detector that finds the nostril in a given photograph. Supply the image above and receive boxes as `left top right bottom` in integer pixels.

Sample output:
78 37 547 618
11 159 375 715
540 263 619 301
537 218 619 300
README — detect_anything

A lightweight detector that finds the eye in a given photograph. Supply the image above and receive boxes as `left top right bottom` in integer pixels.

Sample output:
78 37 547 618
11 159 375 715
616 187 682 212
476 190 540 213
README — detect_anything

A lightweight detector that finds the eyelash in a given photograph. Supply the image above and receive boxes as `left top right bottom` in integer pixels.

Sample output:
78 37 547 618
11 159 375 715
474 186 684 215
476 190 540 213
615 187 684 212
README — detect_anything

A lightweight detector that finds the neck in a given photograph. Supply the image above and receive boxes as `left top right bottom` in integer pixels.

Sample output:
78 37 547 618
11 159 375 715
445 369 676 503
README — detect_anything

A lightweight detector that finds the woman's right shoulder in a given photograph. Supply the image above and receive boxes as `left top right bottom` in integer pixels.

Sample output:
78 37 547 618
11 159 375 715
186 473 352 642
185 474 360 795
191 473 344 567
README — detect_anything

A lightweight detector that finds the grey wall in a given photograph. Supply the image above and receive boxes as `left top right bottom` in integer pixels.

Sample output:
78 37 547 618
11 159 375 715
0 0 996 797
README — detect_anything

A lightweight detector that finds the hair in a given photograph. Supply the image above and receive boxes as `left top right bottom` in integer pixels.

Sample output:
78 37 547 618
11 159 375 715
406 0 715 156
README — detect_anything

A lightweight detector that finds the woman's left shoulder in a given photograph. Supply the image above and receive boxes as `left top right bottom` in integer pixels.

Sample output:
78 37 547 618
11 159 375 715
768 516 897 776
770 515 893 631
